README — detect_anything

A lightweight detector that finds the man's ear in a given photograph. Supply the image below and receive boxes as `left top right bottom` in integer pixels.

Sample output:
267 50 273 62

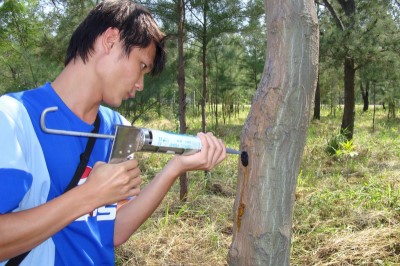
102 27 120 54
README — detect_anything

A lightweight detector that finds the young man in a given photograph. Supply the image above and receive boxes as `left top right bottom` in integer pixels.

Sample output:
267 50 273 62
0 1 226 265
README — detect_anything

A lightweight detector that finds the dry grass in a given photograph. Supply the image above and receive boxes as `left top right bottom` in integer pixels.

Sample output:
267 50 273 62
117 106 400 265
116 187 235 266
292 207 400 265
311 226 400 265
117 217 232 266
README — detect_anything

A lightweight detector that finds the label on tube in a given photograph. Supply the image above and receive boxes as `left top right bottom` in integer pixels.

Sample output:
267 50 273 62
150 129 202 150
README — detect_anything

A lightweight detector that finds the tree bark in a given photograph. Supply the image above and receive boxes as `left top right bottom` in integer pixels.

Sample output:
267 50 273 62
372 82 376 132
228 0 319 265
361 80 369 112
323 0 357 139
201 1 208 133
214 53 219 129
327 0 357 139
177 0 188 201
340 56 355 140
313 74 321 120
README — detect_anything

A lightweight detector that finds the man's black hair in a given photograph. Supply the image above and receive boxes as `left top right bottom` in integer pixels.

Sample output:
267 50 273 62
65 0 166 76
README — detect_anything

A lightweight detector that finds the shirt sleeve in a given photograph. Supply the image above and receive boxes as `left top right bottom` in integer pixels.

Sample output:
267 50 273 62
0 97 33 214
120 114 131 126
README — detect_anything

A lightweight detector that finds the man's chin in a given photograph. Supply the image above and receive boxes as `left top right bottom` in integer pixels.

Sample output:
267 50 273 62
104 99 123 108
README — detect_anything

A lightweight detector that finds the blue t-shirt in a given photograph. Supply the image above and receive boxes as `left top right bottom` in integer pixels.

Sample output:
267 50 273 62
0 83 128 265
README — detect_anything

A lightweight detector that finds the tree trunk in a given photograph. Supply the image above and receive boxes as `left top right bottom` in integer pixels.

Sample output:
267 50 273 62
388 99 396 119
214 54 219 129
177 0 188 202
340 57 355 140
201 2 208 133
322 0 356 139
313 74 321 120
372 82 376 132
361 80 369 112
228 1 319 265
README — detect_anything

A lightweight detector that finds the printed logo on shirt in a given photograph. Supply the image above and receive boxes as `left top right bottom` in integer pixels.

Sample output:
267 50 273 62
75 166 117 222
77 165 92 186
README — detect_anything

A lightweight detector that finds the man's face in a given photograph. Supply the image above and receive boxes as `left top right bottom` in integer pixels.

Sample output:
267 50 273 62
98 39 156 107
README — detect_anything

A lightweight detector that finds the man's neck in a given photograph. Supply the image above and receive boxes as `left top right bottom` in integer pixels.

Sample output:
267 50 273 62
51 59 101 124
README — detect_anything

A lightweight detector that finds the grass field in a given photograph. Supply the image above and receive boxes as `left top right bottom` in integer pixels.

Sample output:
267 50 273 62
116 105 400 265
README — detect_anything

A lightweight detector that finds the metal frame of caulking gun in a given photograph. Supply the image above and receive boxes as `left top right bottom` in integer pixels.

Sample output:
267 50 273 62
40 106 241 163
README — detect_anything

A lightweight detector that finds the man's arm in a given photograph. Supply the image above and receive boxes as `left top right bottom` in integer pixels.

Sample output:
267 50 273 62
114 132 226 246
0 160 141 261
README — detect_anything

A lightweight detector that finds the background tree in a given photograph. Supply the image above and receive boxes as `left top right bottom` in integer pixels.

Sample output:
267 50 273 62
0 1 44 93
320 0 357 140
313 75 321 120
186 0 243 132
240 0 266 92
318 0 400 139
177 0 188 201
208 35 244 128
228 0 319 264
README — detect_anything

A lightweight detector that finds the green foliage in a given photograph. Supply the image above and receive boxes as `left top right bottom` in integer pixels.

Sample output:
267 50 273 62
325 131 358 158
0 0 398 128
0 0 96 94
121 0 258 123
0 0 43 91
318 0 400 129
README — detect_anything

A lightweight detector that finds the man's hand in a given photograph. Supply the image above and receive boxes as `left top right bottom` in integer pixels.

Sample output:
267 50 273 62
84 159 142 208
172 132 227 174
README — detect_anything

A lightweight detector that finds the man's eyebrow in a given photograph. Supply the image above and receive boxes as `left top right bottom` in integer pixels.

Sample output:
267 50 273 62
144 60 153 74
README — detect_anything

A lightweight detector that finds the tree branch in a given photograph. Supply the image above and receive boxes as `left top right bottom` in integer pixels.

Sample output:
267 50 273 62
322 0 345 31
186 5 204 26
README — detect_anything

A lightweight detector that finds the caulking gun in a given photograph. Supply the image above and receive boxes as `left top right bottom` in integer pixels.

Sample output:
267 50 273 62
40 106 240 164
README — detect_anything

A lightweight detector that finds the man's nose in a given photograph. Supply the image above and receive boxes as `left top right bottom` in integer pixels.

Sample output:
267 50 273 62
135 76 144 91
